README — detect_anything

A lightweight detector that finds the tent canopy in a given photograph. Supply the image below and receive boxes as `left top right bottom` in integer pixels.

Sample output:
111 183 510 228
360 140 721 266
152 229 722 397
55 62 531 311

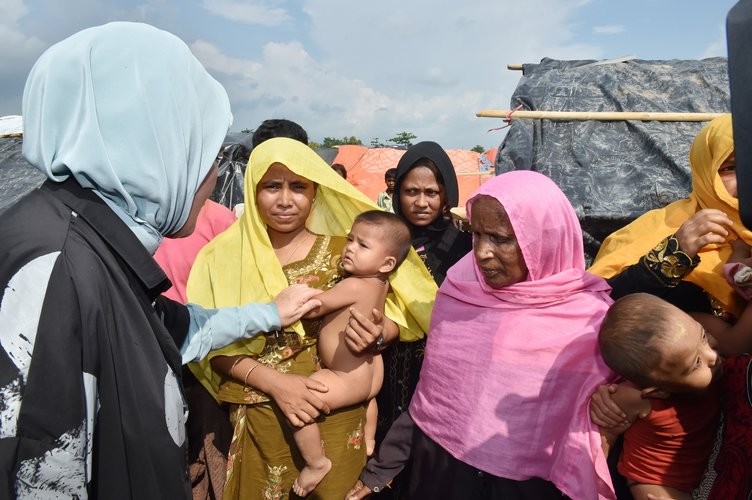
493 57 730 262
333 144 493 207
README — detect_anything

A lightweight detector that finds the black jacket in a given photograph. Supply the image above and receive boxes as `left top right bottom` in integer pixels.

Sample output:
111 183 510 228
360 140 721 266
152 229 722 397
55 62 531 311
0 178 191 498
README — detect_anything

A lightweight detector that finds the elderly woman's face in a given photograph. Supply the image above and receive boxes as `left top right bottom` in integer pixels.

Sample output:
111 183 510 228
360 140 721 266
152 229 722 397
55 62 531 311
399 166 447 227
256 162 315 234
470 195 528 289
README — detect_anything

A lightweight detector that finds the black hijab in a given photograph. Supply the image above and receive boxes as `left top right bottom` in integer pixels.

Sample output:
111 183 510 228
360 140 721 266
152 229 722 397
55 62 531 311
393 141 472 285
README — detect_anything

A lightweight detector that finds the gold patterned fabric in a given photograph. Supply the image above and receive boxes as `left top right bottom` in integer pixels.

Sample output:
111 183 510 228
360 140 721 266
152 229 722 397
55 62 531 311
220 235 366 499
640 235 701 285
215 234 341 406
225 396 366 500
187 137 437 399
185 138 436 499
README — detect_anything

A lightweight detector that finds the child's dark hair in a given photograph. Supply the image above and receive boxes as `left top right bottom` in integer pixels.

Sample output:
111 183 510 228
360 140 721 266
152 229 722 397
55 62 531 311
331 163 348 179
252 119 308 148
353 210 412 268
384 168 397 181
598 293 677 388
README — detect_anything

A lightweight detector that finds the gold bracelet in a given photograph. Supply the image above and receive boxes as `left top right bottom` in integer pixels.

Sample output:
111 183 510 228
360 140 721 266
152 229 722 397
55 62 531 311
229 357 244 378
243 363 260 386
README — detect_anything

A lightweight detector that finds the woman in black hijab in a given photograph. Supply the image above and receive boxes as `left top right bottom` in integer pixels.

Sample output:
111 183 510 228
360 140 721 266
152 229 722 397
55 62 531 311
369 141 472 498
391 141 473 287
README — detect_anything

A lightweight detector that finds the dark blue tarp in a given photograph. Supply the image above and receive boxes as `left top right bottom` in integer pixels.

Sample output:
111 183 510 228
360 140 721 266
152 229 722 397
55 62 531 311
0 137 45 215
495 57 730 263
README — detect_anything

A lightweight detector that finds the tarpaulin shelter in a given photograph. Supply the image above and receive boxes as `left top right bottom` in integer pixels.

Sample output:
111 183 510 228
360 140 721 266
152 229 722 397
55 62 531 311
0 127 254 216
487 57 730 262
0 116 45 216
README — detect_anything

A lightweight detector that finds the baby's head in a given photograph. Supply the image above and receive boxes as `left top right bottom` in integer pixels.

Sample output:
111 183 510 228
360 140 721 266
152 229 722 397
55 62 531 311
599 293 721 398
342 210 411 277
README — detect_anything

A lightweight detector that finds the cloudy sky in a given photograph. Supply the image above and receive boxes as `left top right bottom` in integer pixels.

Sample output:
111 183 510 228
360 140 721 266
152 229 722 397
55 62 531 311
0 0 737 149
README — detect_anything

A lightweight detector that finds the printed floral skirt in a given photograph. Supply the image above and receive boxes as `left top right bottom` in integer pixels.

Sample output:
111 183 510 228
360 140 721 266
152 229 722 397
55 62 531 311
222 347 367 500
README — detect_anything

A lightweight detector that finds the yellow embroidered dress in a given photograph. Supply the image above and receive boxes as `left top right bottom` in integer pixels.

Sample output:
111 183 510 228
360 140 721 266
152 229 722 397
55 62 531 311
187 138 436 500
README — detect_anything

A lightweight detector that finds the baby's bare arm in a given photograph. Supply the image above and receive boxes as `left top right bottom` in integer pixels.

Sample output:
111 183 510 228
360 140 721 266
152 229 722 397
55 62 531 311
302 278 361 319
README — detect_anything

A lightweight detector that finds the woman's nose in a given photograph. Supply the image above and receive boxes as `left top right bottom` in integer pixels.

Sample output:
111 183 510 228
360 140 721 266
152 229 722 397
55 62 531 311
474 237 492 259
278 187 292 205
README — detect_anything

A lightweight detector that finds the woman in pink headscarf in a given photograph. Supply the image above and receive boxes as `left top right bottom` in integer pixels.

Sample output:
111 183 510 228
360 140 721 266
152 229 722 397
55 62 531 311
407 170 617 498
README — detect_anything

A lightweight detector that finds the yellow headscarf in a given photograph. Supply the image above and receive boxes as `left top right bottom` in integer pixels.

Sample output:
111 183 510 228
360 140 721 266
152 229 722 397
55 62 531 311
187 137 437 398
589 114 751 316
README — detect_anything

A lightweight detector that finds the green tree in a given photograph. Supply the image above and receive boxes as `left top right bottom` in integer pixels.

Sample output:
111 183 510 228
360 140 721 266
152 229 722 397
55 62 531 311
370 137 385 148
471 145 485 153
308 141 322 150
321 136 363 148
240 128 252 134
387 131 417 148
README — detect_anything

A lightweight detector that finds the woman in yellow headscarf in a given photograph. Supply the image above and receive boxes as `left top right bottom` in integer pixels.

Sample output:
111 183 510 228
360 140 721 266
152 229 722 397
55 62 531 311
187 137 436 499
590 113 751 321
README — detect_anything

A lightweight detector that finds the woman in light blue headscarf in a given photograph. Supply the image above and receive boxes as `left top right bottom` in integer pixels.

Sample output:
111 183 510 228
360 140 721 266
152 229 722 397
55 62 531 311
0 22 324 498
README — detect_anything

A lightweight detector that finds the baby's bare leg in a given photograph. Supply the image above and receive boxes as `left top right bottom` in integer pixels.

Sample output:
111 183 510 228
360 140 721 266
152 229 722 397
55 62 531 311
365 398 378 456
292 366 373 496
292 422 332 496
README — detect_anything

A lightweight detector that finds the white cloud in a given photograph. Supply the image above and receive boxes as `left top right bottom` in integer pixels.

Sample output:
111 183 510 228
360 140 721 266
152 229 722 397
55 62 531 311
294 0 603 147
0 0 46 112
699 24 727 59
201 0 291 27
0 0 45 73
592 25 626 35
0 0 738 150
191 39 263 79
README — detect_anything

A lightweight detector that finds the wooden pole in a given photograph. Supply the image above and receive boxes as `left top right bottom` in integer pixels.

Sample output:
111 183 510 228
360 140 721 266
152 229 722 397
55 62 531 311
476 109 725 122
456 171 494 176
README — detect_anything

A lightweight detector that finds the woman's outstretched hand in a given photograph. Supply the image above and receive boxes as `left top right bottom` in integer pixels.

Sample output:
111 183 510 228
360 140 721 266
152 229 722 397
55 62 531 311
273 284 323 327
675 208 733 257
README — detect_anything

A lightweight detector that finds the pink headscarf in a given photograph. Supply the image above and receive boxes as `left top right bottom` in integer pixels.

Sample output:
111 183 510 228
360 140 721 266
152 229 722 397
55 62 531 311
410 171 616 499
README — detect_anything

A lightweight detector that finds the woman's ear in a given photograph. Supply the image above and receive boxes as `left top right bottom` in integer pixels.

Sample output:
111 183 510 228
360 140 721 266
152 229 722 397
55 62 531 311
379 256 397 274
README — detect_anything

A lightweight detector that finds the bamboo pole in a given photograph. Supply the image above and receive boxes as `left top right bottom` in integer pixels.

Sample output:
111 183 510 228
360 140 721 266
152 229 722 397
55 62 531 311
507 64 524 71
476 110 725 122
456 171 494 176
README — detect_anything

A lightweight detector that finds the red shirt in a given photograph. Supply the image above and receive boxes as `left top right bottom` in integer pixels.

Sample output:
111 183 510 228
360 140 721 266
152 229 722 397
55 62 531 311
618 386 719 492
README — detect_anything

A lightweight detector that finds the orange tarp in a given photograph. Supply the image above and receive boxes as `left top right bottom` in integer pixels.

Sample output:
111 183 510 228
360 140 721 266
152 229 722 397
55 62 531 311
333 145 494 207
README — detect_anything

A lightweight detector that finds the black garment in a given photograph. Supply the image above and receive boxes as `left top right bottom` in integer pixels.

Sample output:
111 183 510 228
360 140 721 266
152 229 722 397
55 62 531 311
374 141 472 498
361 412 415 492
382 141 472 429
0 179 191 498
606 237 714 316
408 426 566 499
392 140 460 221
728 0 752 227
410 223 473 287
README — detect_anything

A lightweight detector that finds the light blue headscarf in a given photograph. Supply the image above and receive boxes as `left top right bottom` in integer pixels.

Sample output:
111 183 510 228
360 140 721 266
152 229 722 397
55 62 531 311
22 22 233 253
